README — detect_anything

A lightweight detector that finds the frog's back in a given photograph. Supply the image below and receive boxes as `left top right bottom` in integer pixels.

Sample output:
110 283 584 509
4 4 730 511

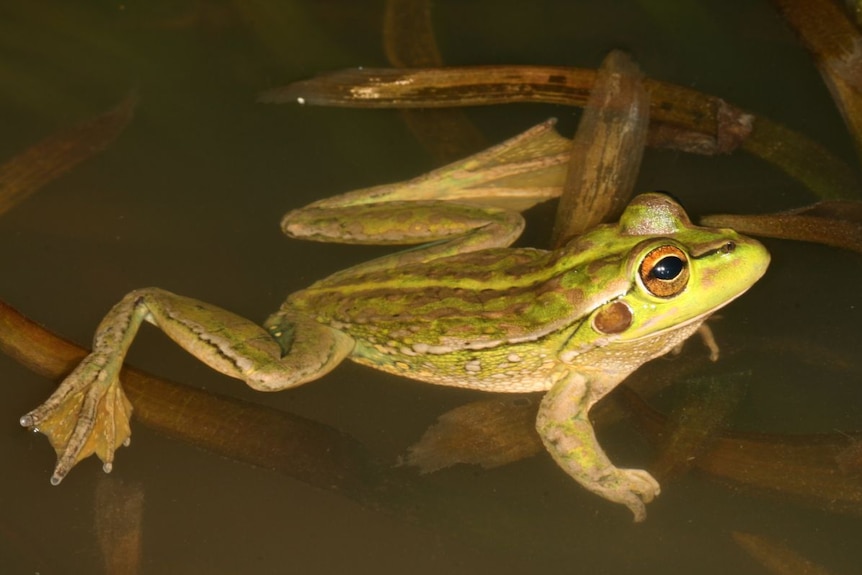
284 246 630 392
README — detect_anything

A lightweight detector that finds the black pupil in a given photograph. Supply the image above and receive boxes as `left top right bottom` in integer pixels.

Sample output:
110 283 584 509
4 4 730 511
651 256 684 280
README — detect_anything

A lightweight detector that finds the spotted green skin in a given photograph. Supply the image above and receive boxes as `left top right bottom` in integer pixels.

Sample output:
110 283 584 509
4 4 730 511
285 194 767 396
21 184 768 522
278 192 769 522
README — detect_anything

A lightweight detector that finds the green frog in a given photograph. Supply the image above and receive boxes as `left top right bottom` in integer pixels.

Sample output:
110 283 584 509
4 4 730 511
20 126 769 521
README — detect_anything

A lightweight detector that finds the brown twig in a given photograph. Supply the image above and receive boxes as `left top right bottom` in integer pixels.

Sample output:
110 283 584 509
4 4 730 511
0 93 137 217
261 66 860 200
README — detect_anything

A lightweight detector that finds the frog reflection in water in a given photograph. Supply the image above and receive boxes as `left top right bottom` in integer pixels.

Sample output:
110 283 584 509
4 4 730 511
21 127 769 522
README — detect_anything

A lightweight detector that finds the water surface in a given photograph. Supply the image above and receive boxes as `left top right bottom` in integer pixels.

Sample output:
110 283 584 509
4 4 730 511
0 1 860 573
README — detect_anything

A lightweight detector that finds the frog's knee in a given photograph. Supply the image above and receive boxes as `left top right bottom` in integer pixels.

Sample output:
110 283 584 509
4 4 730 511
244 327 355 392
244 369 305 391
243 358 341 391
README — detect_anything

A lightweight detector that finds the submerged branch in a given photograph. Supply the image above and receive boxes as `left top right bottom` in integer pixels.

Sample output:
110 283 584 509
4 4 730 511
0 93 136 217
551 50 648 246
261 66 860 200
771 0 862 165
382 0 486 162
702 200 862 254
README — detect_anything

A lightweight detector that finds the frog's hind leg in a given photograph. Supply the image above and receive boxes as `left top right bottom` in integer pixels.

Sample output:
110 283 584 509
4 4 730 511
123 290 355 392
258 307 356 390
21 287 354 485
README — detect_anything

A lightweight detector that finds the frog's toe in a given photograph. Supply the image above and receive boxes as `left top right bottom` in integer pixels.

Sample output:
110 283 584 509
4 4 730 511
623 468 661 502
600 468 661 522
621 495 648 522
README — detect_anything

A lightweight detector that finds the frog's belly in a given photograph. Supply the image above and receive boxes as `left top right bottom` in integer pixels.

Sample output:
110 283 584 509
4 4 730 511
349 340 563 393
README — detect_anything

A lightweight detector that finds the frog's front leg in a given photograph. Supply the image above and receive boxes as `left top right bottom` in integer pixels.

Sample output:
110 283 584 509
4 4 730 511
20 287 354 484
536 374 660 522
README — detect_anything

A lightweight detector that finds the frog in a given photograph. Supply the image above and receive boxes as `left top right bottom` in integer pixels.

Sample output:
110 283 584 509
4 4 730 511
20 123 769 522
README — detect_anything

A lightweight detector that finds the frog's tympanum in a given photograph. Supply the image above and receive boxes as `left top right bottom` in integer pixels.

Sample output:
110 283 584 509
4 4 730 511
21 136 769 520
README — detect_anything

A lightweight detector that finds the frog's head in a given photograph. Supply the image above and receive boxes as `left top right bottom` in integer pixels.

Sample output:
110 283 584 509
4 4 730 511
570 193 770 344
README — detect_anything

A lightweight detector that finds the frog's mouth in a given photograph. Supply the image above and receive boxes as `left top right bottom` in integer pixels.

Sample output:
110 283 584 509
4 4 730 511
631 286 750 339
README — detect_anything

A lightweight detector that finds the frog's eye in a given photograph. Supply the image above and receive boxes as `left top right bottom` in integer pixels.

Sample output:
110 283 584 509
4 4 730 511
639 245 689 298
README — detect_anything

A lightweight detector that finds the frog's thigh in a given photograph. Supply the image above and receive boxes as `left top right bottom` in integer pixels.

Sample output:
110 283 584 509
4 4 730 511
138 289 354 392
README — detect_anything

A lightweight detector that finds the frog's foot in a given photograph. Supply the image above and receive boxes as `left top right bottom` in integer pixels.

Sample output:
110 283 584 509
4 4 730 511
591 468 661 523
20 359 133 485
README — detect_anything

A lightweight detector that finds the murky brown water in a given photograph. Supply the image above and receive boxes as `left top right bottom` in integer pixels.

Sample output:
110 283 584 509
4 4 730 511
1 1 860 573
